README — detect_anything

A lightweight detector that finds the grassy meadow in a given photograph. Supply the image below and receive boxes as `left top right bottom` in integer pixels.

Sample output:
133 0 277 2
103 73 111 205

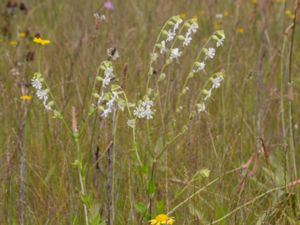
1 0 300 224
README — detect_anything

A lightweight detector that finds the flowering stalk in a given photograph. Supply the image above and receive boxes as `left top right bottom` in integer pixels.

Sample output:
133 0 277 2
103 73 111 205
180 30 225 93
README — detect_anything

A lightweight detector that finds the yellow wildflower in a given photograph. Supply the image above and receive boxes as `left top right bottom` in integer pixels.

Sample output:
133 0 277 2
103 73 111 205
18 32 26 38
285 10 295 20
149 214 175 225
180 13 187 19
223 11 229 17
214 21 222 30
251 0 257 4
33 37 51 45
20 95 32 101
236 27 245 34
10 41 17 46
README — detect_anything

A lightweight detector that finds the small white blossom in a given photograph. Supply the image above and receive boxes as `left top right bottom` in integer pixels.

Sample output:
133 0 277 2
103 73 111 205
212 76 223 89
10 68 20 76
160 40 167 54
193 62 205 72
101 108 112 118
197 103 206 113
32 78 42 90
127 119 136 128
216 36 225 48
166 30 176 42
173 18 183 32
206 48 216 59
44 103 53 111
170 48 182 61
183 36 192 46
94 13 106 21
189 22 199 34
100 92 122 118
36 89 48 102
103 67 114 88
215 13 223 19
133 100 154 119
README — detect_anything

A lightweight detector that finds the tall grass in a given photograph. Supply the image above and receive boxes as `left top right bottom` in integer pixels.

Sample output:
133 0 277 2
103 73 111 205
1 0 300 224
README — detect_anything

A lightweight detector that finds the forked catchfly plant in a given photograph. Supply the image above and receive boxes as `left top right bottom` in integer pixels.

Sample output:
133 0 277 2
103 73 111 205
91 60 126 118
31 72 55 112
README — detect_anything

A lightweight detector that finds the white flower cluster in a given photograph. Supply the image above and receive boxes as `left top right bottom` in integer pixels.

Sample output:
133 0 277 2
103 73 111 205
158 16 183 55
183 21 198 46
170 48 182 61
157 17 200 63
32 73 53 111
98 61 115 88
93 61 125 118
133 99 154 120
193 30 225 73
103 68 114 88
97 91 124 118
166 17 183 42
169 20 199 62
197 72 224 113
214 30 225 48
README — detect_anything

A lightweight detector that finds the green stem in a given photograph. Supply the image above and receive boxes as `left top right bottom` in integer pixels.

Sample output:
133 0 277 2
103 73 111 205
75 140 89 225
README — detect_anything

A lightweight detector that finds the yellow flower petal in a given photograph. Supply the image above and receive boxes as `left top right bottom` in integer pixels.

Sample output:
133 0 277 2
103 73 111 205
20 95 32 100
150 219 157 225
33 37 51 45
150 214 174 225
167 218 175 225
10 41 17 46
236 27 244 34
18 32 26 38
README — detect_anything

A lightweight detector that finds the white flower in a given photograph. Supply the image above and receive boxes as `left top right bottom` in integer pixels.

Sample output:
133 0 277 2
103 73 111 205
189 22 199 33
193 62 205 72
94 13 106 21
216 37 225 48
212 76 223 89
44 103 53 111
166 30 176 42
183 36 192 46
127 119 136 128
133 100 154 119
170 48 182 61
182 22 198 47
101 108 112 118
206 48 216 59
36 89 48 102
173 18 183 32
100 92 121 118
103 67 114 88
215 13 223 19
160 40 167 54
197 103 206 113
32 78 42 90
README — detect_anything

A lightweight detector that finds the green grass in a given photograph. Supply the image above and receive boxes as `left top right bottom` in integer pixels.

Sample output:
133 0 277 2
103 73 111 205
1 0 300 224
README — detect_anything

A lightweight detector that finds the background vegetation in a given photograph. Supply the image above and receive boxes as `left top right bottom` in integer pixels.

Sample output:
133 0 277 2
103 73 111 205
1 0 300 224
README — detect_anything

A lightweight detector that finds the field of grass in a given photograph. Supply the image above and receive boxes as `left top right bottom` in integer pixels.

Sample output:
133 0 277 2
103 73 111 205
1 0 300 224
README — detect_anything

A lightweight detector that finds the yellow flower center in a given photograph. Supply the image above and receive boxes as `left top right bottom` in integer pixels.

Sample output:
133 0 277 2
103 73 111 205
156 214 169 221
